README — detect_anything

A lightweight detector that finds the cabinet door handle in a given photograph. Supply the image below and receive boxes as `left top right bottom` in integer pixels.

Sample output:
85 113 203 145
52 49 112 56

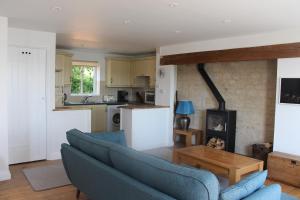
111 78 113 84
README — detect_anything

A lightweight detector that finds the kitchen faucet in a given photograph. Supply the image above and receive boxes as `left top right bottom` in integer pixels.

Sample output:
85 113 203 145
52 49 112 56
81 96 92 104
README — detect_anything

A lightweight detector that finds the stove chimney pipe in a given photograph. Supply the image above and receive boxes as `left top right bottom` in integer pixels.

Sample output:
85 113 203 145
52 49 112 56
197 63 226 111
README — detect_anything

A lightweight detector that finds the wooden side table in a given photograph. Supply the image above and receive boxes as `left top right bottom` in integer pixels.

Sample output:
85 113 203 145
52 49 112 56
173 128 203 147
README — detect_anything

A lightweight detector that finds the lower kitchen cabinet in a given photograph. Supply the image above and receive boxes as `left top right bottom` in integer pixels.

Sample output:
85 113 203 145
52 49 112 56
91 105 107 132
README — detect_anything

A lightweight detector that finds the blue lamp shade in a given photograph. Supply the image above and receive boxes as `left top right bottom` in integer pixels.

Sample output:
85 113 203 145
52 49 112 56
176 100 195 115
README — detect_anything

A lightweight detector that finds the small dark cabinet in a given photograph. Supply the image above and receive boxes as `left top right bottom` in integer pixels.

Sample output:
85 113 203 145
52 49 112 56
205 109 237 153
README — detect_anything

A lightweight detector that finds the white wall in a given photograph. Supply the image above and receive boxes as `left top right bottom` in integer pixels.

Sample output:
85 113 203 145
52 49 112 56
47 110 91 159
274 58 300 156
160 28 300 56
8 28 92 161
155 49 177 146
0 16 10 181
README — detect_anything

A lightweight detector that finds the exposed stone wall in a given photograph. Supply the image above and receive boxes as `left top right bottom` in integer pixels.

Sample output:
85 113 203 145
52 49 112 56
177 60 277 155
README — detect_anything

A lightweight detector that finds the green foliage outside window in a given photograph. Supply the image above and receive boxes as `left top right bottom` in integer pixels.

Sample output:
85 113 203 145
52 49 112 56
71 65 95 95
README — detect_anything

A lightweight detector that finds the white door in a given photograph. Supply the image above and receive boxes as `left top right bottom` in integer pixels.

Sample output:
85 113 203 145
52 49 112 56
8 46 47 164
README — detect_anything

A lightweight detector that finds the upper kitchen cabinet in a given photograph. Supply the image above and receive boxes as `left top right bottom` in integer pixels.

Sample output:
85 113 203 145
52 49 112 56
146 57 156 88
55 51 73 85
106 58 132 87
132 56 156 88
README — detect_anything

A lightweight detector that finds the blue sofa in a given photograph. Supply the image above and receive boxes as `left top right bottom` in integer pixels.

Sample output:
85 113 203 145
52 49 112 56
61 129 298 200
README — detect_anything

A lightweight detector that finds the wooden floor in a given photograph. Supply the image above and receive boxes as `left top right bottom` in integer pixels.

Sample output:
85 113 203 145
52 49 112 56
0 160 300 200
0 160 88 200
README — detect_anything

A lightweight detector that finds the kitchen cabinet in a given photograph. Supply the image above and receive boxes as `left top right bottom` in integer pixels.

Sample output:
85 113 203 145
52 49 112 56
55 51 73 107
131 56 156 88
91 105 107 132
106 58 132 87
106 56 156 88
132 59 148 76
146 57 156 88
63 55 73 85
55 52 73 85
55 54 64 71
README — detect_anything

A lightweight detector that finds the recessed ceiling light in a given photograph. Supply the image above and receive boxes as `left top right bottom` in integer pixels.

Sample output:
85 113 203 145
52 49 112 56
51 6 62 12
124 20 132 25
169 2 179 7
175 30 182 34
222 19 232 24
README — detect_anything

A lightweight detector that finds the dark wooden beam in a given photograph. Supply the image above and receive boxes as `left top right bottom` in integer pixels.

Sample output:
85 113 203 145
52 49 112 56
160 42 300 65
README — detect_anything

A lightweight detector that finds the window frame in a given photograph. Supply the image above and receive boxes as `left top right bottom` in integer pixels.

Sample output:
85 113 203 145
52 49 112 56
70 61 99 96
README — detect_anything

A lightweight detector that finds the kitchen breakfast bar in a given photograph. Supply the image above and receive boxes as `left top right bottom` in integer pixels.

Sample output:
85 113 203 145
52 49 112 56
120 105 171 151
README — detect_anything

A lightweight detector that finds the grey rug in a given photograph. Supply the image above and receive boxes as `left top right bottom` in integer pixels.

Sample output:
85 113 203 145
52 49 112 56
23 161 71 191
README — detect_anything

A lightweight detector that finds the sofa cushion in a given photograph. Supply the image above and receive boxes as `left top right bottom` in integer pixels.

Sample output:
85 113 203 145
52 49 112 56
220 170 267 200
109 144 220 200
242 184 281 200
87 130 127 146
281 193 300 200
67 129 117 166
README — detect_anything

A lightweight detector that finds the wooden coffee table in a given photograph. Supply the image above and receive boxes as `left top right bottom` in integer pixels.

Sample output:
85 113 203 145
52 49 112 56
173 145 264 185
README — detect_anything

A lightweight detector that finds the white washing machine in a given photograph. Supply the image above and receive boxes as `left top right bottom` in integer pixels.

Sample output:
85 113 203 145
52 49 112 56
107 105 122 131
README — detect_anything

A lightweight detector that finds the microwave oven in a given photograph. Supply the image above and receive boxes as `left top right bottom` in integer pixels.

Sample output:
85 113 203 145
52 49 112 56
144 91 155 104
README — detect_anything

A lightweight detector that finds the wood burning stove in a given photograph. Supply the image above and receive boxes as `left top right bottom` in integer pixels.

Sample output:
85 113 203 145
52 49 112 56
197 64 237 153
206 109 236 152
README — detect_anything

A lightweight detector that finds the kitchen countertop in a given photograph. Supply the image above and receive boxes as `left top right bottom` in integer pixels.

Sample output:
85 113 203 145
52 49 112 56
53 106 93 111
118 104 169 109
64 101 128 106
53 102 161 111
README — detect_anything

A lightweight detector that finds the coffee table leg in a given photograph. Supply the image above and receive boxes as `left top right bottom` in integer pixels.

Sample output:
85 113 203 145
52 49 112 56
186 135 192 146
229 169 241 185
258 162 264 171
173 150 179 164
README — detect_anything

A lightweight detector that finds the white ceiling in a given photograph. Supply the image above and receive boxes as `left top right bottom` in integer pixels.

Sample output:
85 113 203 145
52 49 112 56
1 0 300 54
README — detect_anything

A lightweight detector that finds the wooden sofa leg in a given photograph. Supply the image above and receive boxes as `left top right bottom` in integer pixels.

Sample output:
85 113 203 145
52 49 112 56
76 189 80 199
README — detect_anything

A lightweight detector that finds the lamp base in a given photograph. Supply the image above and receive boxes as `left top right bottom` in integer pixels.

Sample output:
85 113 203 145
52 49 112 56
177 115 190 130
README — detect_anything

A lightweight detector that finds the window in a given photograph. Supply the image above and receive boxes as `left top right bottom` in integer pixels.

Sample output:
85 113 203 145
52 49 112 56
71 61 98 95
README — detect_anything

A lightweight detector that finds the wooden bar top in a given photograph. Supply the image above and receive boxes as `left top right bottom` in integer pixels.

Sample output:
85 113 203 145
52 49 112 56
53 106 92 111
119 104 169 109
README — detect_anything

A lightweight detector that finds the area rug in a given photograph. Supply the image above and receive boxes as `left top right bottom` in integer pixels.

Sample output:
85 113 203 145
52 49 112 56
23 161 71 191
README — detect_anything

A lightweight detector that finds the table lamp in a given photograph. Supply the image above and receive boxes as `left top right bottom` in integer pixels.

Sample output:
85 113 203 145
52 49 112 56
176 100 195 130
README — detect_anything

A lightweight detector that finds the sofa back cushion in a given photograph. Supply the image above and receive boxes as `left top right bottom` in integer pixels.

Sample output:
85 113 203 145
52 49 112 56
242 184 281 200
66 129 114 166
109 144 220 200
219 170 268 200
87 130 127 146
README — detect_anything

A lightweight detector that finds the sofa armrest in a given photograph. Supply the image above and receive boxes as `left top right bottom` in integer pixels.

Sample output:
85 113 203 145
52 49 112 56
87 130 127 146
242 184 281 200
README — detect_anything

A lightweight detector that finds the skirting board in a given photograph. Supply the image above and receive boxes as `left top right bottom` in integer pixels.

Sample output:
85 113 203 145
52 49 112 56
0 169 11 181
47 152 62 161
